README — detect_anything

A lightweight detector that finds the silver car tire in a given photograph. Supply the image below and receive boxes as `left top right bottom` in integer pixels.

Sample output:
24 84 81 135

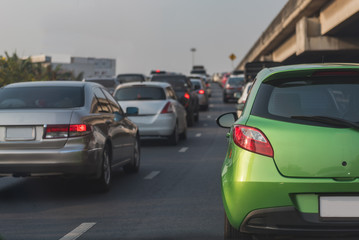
124 137 140 174
95 145 112 192
194 105 199 122
169 124 179 145
187 111 195 127
180 123 187 140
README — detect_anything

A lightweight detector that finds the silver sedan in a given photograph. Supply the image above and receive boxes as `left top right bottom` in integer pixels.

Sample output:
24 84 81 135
0 81 140 192
113 82 187 145
189 78 209 110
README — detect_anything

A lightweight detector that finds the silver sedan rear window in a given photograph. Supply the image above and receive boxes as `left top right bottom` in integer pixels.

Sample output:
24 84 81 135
0 86 84 109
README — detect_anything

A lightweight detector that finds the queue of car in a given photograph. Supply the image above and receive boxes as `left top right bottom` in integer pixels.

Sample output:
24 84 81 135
0 70 213 194
3 62 359 239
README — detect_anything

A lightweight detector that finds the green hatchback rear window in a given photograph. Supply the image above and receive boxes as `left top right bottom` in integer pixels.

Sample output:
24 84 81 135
251 77 359 124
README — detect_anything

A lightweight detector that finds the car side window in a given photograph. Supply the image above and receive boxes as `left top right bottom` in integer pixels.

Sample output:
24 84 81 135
93 87 111 113
166 87 177 100
102 89 125 115
90 96 103 113
186 78 193 90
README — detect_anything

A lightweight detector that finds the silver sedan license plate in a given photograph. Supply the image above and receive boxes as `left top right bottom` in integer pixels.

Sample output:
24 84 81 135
6 127 35 141
320 196 359 218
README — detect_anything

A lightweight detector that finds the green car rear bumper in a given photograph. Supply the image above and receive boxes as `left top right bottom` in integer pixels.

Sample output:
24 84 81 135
222 146 359 234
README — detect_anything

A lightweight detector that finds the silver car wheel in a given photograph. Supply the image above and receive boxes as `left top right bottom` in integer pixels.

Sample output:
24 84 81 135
133 140 140 168
123 137 140 173
169 124 179 145
102 148 111 185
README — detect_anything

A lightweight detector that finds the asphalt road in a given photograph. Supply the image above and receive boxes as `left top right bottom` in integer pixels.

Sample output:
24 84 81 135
0 83 234 240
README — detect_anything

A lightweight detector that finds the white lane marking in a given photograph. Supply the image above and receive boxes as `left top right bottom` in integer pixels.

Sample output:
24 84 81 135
179 147 188 153
196 133 202 137
144 171 160 180
207 115 211 119
59 223 96 240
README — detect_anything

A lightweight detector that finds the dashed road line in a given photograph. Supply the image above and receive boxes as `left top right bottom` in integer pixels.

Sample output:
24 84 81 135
59 223 96 240
195 133 202 137
179 147 189 153
144 171 160 180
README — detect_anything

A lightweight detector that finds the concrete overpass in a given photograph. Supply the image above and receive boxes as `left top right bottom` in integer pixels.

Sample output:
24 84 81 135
236 0 359 70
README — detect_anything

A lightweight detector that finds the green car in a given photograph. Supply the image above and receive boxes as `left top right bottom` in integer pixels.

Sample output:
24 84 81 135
217 64 359 240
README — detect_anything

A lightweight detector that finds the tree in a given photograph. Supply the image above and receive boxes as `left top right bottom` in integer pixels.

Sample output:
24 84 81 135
0 52 84 86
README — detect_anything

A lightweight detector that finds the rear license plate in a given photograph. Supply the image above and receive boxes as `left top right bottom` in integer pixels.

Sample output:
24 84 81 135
6 127 35 141
320 196 359 218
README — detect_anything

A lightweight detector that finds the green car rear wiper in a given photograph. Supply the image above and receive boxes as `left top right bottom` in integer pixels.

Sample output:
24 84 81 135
291 115 359 131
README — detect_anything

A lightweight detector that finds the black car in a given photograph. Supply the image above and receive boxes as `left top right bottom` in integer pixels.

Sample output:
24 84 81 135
83 77 119 94
151 74 199 126
116 73 147 84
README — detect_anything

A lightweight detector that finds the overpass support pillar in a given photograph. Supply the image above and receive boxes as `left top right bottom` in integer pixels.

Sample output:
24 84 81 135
296 16 359 55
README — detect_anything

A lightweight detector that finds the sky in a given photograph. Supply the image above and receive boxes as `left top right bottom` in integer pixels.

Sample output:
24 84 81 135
0 0 287 75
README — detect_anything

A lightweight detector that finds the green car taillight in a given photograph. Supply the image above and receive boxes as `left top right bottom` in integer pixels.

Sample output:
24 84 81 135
233 125 273 157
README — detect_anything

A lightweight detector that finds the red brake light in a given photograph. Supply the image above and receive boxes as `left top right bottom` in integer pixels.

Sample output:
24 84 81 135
312 71 359 76
161 102 173 114
45 125 69 139
198 89 205 94
184 93 190 99
44 124 91 139
156 69 161 73
233 125 273 157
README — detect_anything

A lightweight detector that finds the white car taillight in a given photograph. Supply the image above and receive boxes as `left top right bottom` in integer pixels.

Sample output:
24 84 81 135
161 102 174 114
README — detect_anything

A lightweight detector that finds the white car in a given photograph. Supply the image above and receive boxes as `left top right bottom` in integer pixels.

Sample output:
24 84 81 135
237 82 253 104
236 82 253 116
113 82 187 145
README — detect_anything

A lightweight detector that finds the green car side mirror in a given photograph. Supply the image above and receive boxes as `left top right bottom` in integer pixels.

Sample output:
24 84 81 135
216 112 238 128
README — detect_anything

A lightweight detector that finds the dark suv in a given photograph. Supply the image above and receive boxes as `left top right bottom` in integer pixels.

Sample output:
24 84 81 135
151 74 199 126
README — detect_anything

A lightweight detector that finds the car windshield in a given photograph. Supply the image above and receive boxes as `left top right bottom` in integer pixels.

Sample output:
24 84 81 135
151 76 188 90
117 75 144 83
114 86 166 101
190 80 202 88
252 77 359 123
227 77 244 86
0 86 84 109
85 79 116 88
190 69 206 74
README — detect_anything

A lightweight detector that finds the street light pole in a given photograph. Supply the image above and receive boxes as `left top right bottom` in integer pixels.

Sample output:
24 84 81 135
190 48 196 67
